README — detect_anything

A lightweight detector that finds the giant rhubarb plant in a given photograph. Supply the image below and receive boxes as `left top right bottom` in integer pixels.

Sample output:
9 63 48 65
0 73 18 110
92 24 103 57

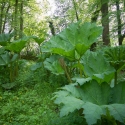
41 22 102 61
104 46 125 85
0 34 35 88
53 50 124 125
41 22 102 78
53 80 125 125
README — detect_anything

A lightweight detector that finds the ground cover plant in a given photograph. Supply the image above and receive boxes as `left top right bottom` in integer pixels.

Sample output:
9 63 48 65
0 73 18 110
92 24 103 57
0 60 59 125
0 59 83 125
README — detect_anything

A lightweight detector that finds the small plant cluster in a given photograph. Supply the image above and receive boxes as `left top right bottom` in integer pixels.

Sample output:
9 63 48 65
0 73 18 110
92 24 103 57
0 33 45 89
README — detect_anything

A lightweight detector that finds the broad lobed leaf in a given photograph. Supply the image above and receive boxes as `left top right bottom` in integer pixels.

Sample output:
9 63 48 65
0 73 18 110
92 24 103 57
41 22 102 61
54 81 125 125
83 102 104 125
81 51 115 83
43 55 64 75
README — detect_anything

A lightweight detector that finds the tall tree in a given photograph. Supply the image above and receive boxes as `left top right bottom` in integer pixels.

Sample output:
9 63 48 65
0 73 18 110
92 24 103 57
14 0 19 39
19 0 23 38
0 1 6 33
90 4 100 50
101 0 110 45
116 0 125 45
2 2 10 33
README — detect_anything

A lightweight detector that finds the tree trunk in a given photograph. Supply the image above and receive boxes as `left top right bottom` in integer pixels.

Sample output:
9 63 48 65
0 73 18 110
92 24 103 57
116 0 124 45
2 3 10 33
19 0 23 38
101 0 110 45
14 0 18 39
0 2 5 33
90 5 100 51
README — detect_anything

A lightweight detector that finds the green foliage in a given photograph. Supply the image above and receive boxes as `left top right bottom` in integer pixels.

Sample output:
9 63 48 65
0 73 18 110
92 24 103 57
0 83 57 125
104 45 125 71
82 51 115 83
0 60 59 125
5 36 34 53
0 66 10 85
30 62 43 71
41 22 102 61
0 47 19 84
33 36 45 46
0 51 18 66
39 22 103 84
0 35 40 85
0 52 10 66
0 32 14 46
48 111 87 125
44 55 64 75
53 80 125 125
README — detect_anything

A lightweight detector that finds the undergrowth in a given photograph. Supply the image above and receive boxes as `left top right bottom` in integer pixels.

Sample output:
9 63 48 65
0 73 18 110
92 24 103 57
0 60 59 125
0 59 79 125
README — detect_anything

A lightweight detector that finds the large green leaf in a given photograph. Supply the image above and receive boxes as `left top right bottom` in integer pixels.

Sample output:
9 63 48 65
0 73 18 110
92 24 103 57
0 52 10 66
0 33 14 46
54 81 125 125
0 47 5 54
33 36 45 46
111 81 125 103
0 52 19 66
102 104 125 123
56 96 84 117
41 22 102 61
83 102 104 125
81 51 115 83
44 55 64 75
5 36 33 53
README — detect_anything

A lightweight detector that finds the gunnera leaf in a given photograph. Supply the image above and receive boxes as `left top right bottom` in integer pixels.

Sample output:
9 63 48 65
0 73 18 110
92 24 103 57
0 33 14 46
82 102 104 125
5 36 33 53
0 52 10 65
102 104 125 123
81 51 115 83
44 55 64 75
41 22 102 61
54 81 125 125
111 81 125 103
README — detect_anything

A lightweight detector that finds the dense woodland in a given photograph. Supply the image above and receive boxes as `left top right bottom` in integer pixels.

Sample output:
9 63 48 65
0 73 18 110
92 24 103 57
0 0 125 125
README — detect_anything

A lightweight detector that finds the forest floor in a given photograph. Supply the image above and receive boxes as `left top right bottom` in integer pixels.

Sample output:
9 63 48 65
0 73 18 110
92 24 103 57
0 59 84 125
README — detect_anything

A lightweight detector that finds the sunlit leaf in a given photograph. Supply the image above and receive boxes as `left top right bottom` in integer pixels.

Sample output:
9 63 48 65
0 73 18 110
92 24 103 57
41 22 102 61
5 36 33 53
